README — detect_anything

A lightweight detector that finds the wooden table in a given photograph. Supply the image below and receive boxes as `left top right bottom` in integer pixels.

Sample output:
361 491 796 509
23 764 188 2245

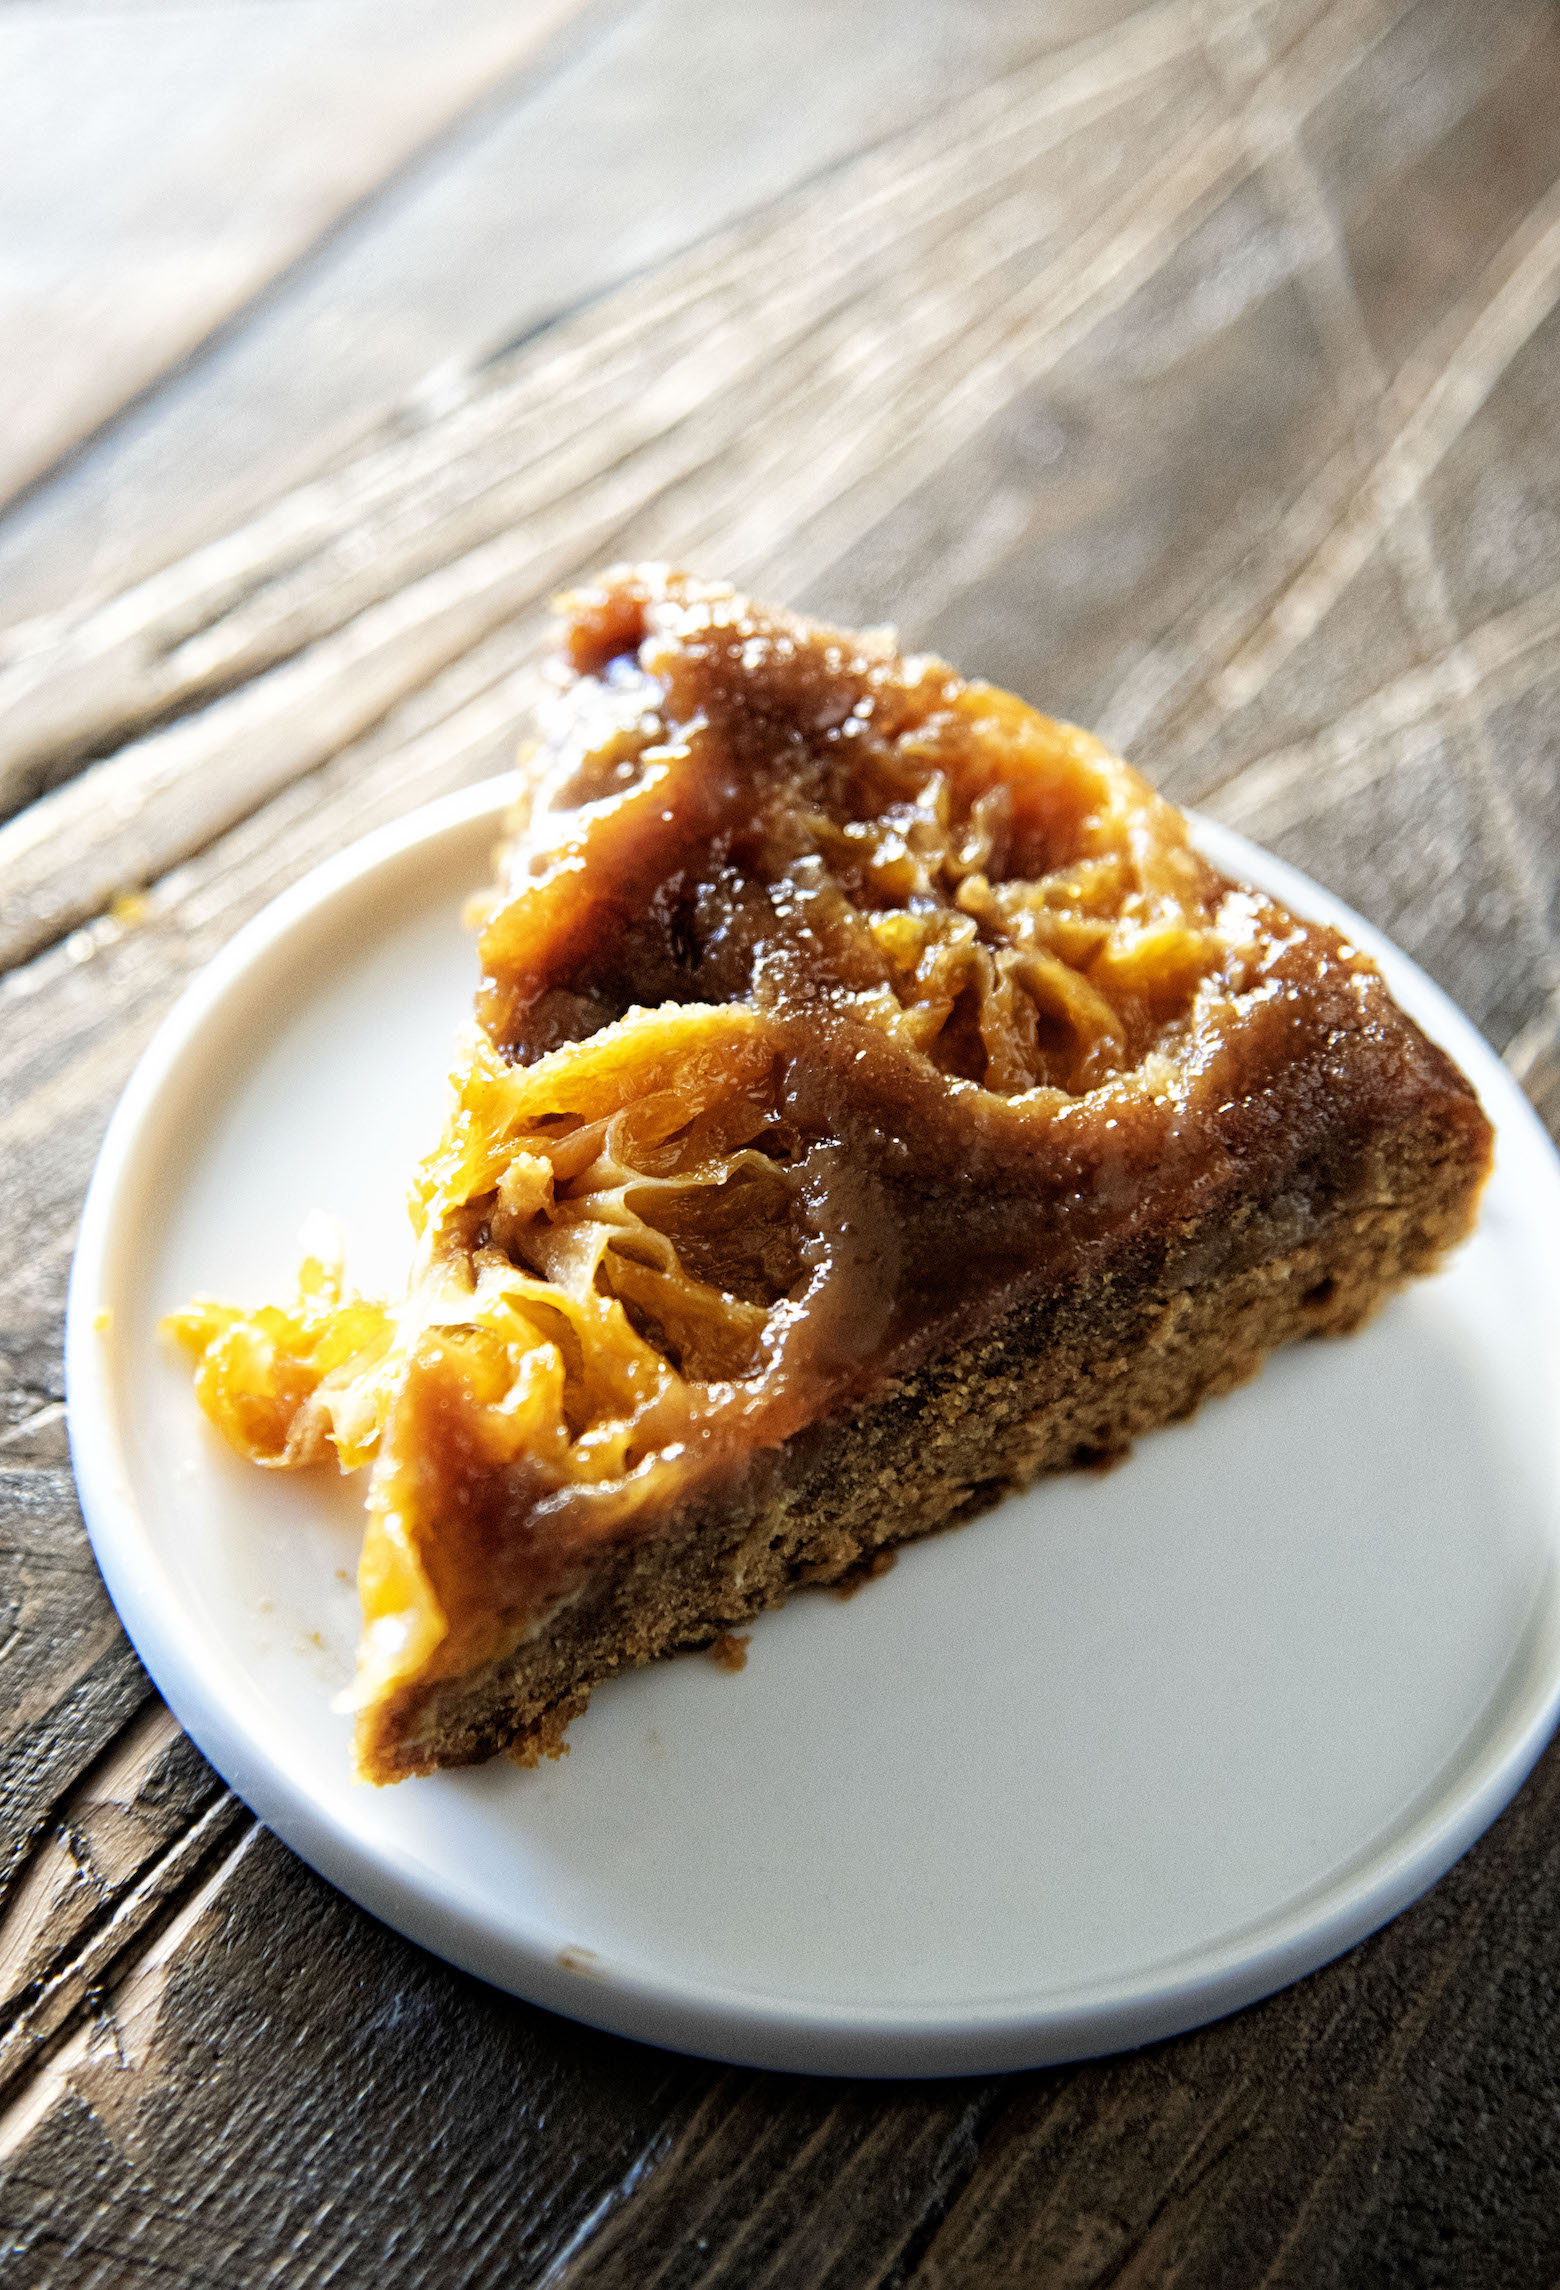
4 1 1560 2279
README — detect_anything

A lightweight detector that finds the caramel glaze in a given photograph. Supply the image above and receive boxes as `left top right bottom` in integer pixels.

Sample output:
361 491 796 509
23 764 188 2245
377 567 1490 1692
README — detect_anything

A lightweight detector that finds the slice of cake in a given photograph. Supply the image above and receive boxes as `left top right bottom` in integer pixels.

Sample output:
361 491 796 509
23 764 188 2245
170 566 1494 1782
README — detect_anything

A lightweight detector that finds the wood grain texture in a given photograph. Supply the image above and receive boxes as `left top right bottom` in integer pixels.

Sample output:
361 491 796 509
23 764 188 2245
0 0 594 514
0 0 1471 958
0 0 1239 867
1 0 1559 2282
0 0 1125 636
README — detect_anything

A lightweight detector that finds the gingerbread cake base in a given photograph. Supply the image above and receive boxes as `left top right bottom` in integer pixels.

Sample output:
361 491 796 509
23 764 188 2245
359 1101 1479 1782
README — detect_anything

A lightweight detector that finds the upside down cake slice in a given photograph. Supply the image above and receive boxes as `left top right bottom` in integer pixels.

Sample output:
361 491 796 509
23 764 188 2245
171 566 1493 1782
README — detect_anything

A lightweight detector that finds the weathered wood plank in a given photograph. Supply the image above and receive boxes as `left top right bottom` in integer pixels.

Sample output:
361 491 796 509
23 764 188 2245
0 0 594 514
0 0 1218 754
554 2077 1003 2290
0 0 1450 970
0 0 1146 635
0 1828 708 2289
0 1452 152 1907
0 1706 213 2020
0 1714 244 2114
0 0 1227 824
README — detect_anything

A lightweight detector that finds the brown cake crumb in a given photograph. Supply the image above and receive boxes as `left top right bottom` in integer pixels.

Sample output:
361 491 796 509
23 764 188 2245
833 1550 899 1599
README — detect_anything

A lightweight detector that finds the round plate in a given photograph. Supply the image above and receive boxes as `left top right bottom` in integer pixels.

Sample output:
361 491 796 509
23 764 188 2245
67 780 1560 2077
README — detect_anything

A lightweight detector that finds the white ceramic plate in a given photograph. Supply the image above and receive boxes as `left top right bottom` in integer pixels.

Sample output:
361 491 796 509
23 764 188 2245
67 780 1560 2077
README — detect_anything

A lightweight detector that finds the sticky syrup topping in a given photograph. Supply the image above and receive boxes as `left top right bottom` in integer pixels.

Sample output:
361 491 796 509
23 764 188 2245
171 567 1370 1702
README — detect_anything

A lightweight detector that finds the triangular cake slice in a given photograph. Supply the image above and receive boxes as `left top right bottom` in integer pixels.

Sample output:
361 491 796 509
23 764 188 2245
172 566 1493 1782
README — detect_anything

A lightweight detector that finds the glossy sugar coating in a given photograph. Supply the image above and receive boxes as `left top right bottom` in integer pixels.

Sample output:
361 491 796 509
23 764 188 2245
171 567 1407 1740
478 567 1227 1087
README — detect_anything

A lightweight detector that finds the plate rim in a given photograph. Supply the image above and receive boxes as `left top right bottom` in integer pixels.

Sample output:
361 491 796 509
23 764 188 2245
65 776 1560 2076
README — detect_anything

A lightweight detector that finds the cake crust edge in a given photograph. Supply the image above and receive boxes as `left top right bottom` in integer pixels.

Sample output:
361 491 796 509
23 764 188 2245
356 1081 1490 1784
